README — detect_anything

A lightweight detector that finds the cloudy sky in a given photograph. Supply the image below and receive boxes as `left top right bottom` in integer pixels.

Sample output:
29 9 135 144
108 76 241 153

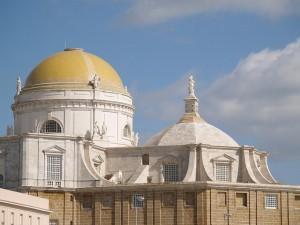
0 0 300 184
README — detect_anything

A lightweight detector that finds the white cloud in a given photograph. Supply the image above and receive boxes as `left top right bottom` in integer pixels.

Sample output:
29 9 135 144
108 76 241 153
202 38 300 158
123 0 300 25
135 38 300 159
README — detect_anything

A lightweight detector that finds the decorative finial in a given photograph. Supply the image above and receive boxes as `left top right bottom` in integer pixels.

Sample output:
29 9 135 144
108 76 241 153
16 76 22 96
177 74 204 123
188 75 195 97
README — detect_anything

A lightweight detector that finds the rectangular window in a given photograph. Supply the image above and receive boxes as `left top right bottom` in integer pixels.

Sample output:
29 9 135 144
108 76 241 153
47 155 62 181
217 192 227 207
163 164 178 182
162 192 176 207
132 193 144 208
294 195 300 208
236 193 247 207
82 194 93 209
184 192 195 207
216 163 230 182
265 194 278 209
142 154 149 165
102 195 113 209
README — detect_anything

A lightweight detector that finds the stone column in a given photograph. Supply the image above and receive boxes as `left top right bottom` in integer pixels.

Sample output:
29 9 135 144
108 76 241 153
146 191 154 225
154 191 161 225
280 192 289 225
94 193 101 225
114 191 122 225
122 192 130 225
176 191 184 225
249 190 257 225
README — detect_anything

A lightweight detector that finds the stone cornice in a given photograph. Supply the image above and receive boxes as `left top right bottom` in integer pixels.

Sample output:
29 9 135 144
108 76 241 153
106 145 190 154
20 181 300 193
22 133 82 141
12 98 134 114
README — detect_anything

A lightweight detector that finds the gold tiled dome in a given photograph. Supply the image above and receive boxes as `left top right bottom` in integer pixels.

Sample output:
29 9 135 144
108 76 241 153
24 48 125 93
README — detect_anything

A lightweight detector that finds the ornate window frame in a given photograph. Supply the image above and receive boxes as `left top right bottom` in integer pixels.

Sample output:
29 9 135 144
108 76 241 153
211 154 235 182
43 145 65 188
157 154 182 183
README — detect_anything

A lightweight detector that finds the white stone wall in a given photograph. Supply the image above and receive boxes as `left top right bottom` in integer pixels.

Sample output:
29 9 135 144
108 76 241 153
13 89 134 147
0 188 49 225
106 146 190 184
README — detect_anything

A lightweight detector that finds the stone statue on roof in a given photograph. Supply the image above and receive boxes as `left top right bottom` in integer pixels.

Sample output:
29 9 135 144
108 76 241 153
16 76 22 96
90 74 100 89
188 75 195 97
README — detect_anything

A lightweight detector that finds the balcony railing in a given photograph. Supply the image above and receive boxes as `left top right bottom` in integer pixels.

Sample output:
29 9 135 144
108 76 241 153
47 180 62 188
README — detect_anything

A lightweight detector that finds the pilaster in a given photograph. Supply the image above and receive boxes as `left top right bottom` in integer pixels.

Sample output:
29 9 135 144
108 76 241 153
176 191 184 225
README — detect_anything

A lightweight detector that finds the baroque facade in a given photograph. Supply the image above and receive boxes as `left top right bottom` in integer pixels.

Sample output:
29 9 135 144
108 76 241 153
0 48 300 225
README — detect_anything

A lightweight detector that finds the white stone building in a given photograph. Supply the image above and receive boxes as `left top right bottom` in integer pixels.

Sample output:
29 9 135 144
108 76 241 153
0 48 299 225
0 188 50 225
0 48 276 190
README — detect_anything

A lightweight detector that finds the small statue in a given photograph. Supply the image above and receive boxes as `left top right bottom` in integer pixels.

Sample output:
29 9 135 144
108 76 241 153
101 121 107 138
93 121 100 138
89 74 100 89
93 121 107 139
134 132 139 146
160 164 165 182
188 75 195 97
16 76 22 96
117 170 123 184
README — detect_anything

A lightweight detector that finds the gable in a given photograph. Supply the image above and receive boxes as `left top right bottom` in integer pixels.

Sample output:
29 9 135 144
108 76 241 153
211 154 235 163
42 145 66 154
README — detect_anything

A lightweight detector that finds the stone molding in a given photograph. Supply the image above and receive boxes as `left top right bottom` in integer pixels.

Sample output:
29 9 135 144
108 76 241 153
20 181 300 193
12 99 134 115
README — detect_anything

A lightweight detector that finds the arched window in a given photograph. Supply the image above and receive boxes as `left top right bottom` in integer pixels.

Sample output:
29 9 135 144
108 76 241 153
40 120 62 133
123 125 131 138
0 174 4 187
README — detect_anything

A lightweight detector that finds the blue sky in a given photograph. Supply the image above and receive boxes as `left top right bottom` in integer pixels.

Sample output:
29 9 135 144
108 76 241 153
1 0 300 184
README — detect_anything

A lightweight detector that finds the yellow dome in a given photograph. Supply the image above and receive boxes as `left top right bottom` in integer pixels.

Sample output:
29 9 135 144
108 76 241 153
24 48 125 93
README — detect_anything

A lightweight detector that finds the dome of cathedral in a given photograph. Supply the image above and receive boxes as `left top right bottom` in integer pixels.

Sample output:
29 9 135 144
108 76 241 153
145 120 239 147
145 76 239 147
23 48 125 93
